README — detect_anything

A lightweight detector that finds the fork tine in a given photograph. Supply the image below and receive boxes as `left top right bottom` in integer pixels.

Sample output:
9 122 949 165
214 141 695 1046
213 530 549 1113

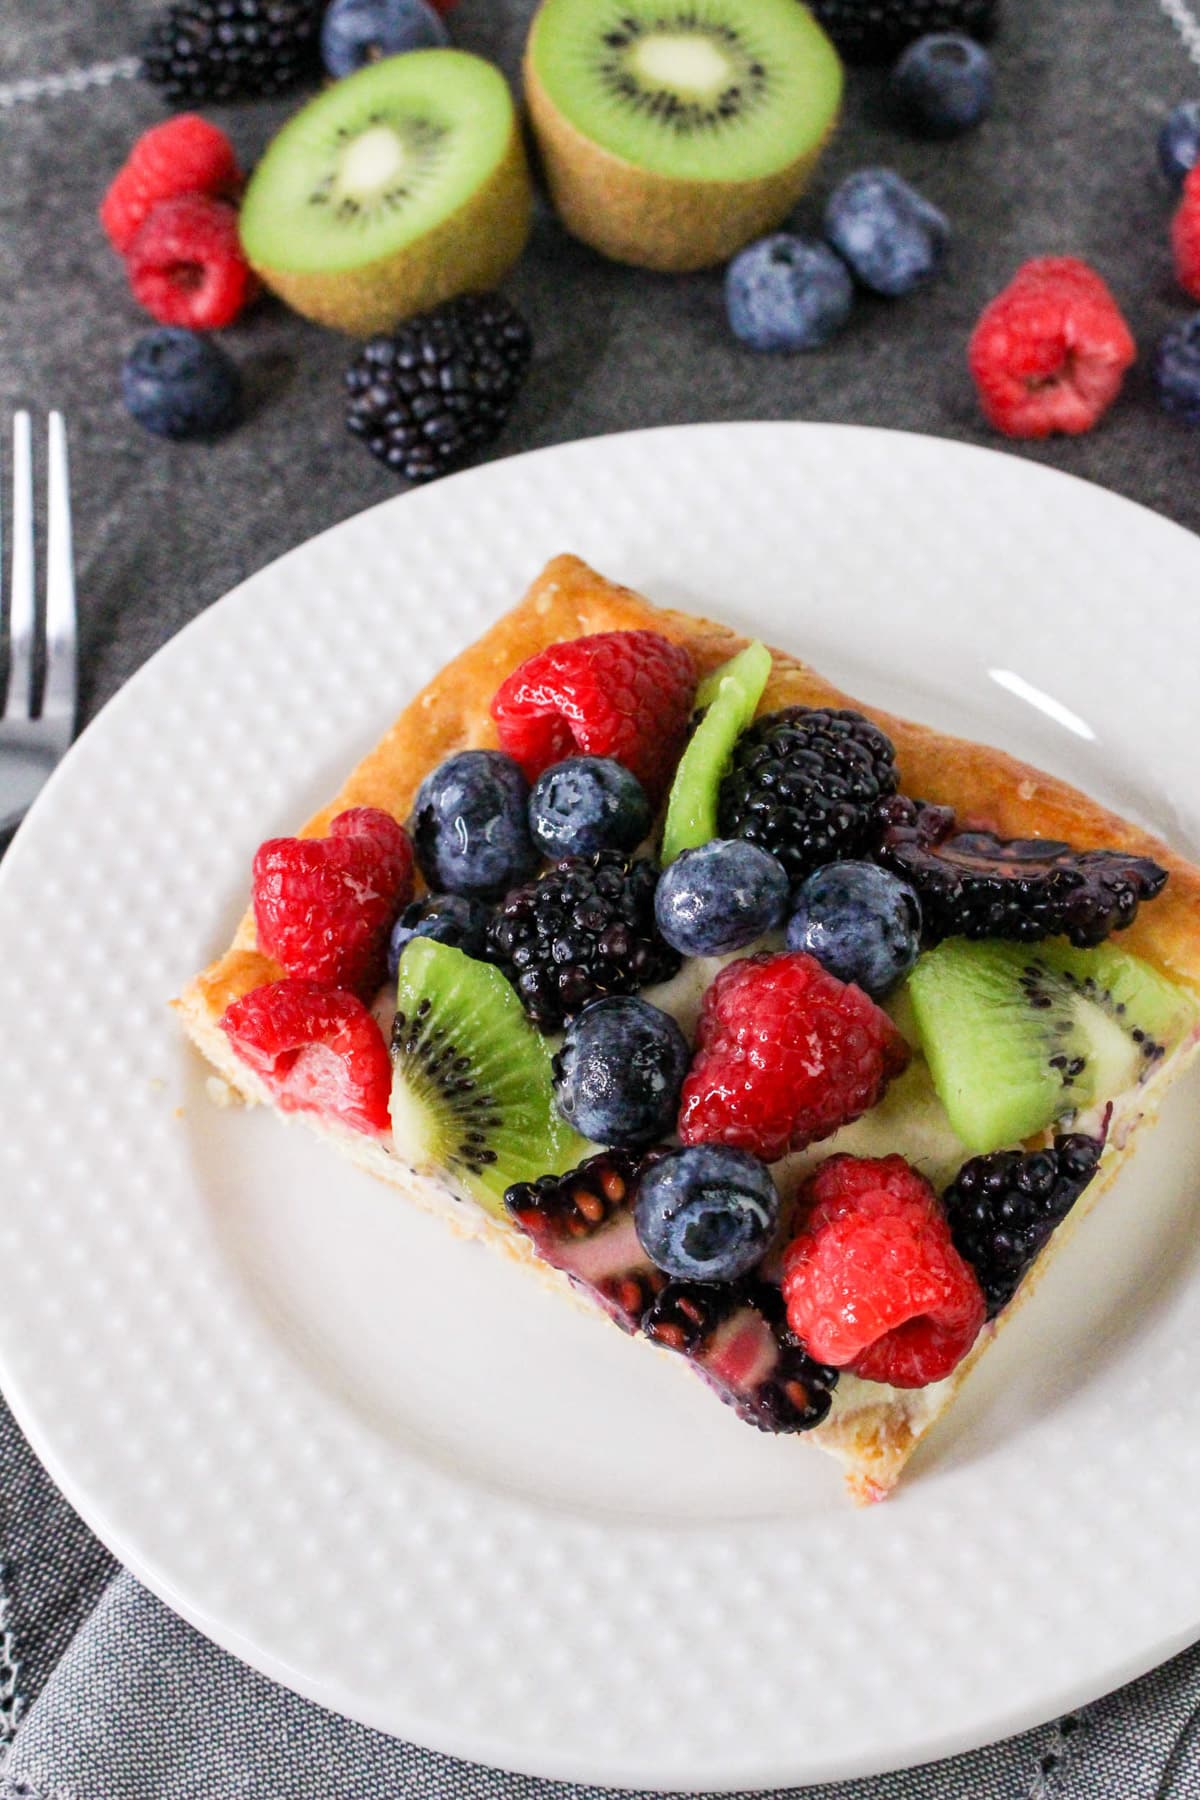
42 413 76 732
3 412 33 721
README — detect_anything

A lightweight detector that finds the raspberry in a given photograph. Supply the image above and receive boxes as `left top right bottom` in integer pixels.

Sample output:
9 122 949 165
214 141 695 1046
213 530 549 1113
782 1156 986 1388
252 807 414 998
126 194 256 330
1173 165 1200 302
221 979 392 1136
491 630 697 804
100 115 242 256
968 257 1136 438
677 953 909 1163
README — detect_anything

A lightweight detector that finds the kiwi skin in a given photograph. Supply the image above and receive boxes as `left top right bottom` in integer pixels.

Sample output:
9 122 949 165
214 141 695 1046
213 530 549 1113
524 36 841 273
243 113 533 336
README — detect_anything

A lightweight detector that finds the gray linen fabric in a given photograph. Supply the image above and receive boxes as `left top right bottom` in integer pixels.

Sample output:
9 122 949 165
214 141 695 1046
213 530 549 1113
3 0 1200 1793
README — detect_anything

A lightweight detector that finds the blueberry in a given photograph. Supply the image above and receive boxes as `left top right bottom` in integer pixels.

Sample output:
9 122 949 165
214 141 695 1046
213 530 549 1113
387 892 491 980
635 1145 780 1284
1160 100 1200 190
121 328 241 440
787 861 922 996
725 234 855 352
320 0 448 77
890 34 993 138
528 756 651 858
654 839 789 957
1155 315 1200 423
825 169 950 297
411 750 538 899
553 996 690 1147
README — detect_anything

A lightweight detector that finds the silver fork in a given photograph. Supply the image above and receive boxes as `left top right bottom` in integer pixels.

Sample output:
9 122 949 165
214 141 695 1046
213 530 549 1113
0 413 76 835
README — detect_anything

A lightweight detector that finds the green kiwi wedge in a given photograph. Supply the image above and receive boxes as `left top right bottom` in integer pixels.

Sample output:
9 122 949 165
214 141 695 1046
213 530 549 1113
524 0 843 271
389 938 590 1218
239 51 533 334
661 640 771 864
907 937 1198 1154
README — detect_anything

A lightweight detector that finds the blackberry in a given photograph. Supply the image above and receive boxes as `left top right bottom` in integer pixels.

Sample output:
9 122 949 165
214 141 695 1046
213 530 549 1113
505 1149 667 1332
643 1279 839 1433
718 707 899 886
875 796 1169 948
809 0 1000 63
345 294 532 484
141 0 323 103
942 1133 1104 1316
488 851 680 1033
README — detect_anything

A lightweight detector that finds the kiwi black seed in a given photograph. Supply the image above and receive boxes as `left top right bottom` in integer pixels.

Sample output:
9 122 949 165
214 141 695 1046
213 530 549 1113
239 50 532 334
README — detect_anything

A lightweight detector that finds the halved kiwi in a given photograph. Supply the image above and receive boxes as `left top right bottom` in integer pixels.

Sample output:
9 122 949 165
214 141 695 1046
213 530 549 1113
661 640 771 864
389 938 590 1218
239 51 533 334
907 937 1197 1154
524 0 843 271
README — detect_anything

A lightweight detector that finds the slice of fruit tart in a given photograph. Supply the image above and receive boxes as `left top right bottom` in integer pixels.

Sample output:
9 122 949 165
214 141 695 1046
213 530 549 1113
178 555 1200 1502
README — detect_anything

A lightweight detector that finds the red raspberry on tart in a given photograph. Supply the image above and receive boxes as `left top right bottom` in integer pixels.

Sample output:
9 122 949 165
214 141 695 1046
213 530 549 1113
968 257 1136 439
677 952 910 1163
782 1155 986 1388
222 979 393 1136
253 806 414 998
101 114 243 256
491 629 696 803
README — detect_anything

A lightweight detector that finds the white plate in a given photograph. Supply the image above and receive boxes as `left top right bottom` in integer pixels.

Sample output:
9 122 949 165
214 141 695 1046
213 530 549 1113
2 424 1200 1792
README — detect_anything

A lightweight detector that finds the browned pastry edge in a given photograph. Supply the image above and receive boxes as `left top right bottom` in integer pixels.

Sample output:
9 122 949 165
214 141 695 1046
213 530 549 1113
178 554 1200 1499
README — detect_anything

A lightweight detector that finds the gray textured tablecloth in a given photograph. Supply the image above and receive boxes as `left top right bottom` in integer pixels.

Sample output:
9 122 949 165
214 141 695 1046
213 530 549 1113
3 0 1200 1794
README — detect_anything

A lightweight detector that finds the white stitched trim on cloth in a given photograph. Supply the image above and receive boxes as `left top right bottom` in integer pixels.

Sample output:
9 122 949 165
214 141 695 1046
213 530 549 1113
1157 0 1200 74
0 56 139 111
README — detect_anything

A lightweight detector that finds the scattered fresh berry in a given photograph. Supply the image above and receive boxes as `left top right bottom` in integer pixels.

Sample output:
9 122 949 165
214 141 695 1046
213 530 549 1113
121 327 241 440
386 892 491 981
678 952 910 1162
345 293 532 484
222 978 392 1135
718 706 898 886
1155 313 1200 423
874 796 1168 947
635 1144 780 1284
505 1149 665 1332
643 1279 839 1432
100 114 241 256
654 838 789 958
553 996 690 1148
528 756 651 859
787 861 922 997
809 0 999 64
126 194 256 331
1173 166 1200 302
890 33 993 136
942 1133 1104 1316
825 168 949 297
725 234 854 352
487 851 680 1033
782 1155 986 1387
253 807 414 997
967 256 1136 438
141 0 324 103
492 629 697 804
410 750 538 900
321 0 448 76
1160 100 1200 190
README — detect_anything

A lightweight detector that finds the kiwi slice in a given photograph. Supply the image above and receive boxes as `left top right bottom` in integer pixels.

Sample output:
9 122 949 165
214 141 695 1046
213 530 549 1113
907 937 1198 1154
524 0 843 272
661 640 771 864
389 939 590 1218
239 51 533 334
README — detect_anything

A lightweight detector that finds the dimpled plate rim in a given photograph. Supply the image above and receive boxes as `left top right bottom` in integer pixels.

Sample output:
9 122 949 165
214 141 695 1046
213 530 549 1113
1 425 1200 1792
